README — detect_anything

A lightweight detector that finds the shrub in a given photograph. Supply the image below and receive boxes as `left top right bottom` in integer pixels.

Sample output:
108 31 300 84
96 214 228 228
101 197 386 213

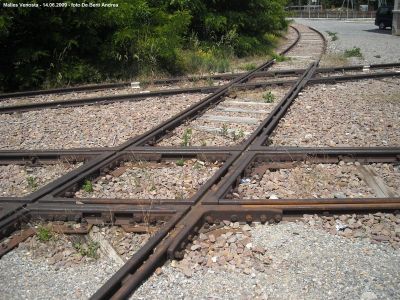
0 0 288 92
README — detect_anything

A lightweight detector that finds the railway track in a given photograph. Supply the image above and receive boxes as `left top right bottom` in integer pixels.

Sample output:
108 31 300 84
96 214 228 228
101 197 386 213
0 64 398 115
1 23 400 299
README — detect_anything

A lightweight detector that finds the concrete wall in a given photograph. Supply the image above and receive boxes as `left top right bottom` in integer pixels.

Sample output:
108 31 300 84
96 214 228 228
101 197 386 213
393 0 400 35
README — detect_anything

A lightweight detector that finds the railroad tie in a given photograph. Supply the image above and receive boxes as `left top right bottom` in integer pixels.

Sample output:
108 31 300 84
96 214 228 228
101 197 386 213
224 100 272 106
199 114 259 124
215 107 269 114
357 165 399 198
193 125 251 135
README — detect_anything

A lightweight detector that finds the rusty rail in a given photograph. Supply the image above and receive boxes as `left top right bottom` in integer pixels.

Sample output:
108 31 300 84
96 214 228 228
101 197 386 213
1 23 399 300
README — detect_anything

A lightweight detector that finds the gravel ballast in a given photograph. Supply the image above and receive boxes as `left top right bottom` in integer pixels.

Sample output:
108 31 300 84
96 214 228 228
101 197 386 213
0 86 146 108
134 220 400 300
101 226 151 261
270 78 400 147
0 162 80 197
234 161 380 200
0 249 120 299
0 222 157 299
0 93 207 150
75 159 222 199
0 80 225 108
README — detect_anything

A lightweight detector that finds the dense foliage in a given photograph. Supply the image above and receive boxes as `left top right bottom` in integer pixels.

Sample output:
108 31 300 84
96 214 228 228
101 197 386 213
0 0 288 92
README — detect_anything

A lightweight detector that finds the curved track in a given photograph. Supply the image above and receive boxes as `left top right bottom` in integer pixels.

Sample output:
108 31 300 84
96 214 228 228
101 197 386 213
270 23 327 70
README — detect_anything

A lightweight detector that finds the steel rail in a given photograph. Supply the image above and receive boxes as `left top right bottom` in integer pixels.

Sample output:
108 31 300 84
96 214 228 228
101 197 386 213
166 200 400 260
0 85 219 114
6 24 399 300
2 67 399 115
239 70 400 92
0 71 288 100
0 79 290 114
38 150 240 207
0 78 291 114
1 61 398 101
0 71 298 101
248 146 400 156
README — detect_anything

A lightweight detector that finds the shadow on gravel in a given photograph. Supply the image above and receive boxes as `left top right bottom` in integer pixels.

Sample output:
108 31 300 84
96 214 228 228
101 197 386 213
363 28 393 35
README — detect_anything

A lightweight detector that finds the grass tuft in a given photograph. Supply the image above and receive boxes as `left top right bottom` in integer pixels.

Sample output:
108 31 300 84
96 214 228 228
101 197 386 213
36 226 52 242
181 128 193 146
231 129 245 141
242 63 257 71
326 31 338 41
176 159 185 167
27 176 38 191
272 52 289 62
73 240 100 258
262 91 275 103
82 179 93 193
220 124 229 137
344 47 363 58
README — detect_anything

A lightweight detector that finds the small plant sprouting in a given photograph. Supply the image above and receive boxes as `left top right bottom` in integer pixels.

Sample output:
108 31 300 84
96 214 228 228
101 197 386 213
326 31 338 41
181 128 192 146
231 129 245 141
344 47 363 58
87 241 100 258
176 158 185 167
193 161 202 170
27 176 38 191
73 240 100 259
206 77 214 86
220 124 229 137
176 191 185 200
263 91 275 103
82 179 93 193
36 226 52 242
272 52 289 62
